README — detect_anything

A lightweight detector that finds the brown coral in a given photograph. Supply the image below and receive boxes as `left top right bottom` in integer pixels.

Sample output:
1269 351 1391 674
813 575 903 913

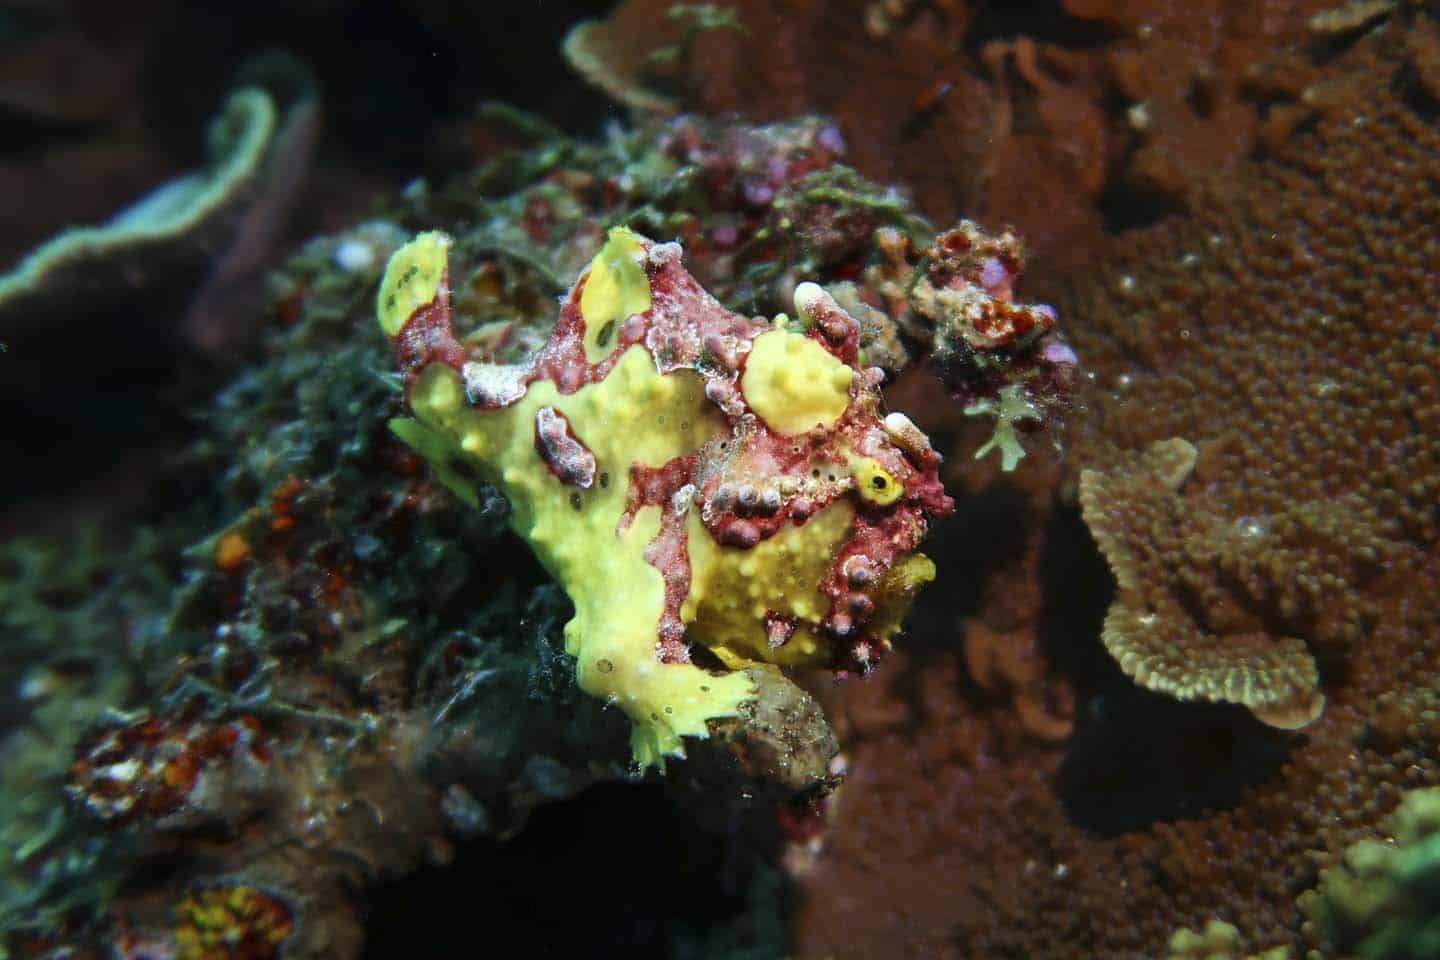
1061 0 1331 199
1079 438 1324 729
1065 6 1440 731
563 0 1347 281
562 0 1068 257
793 9 1440 958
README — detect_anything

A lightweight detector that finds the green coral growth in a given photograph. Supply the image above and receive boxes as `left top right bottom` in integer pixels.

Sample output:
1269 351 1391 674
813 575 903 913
1302 787 1440 959
965 384 1041 472
1166 919 1291 959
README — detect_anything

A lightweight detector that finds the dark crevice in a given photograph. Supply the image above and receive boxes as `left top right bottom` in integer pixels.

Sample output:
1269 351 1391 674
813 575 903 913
361 781 791 959
966 0 1127 52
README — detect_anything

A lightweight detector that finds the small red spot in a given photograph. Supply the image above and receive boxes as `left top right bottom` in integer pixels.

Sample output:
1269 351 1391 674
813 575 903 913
912 77 957 117
211 728 240 754
162 754 198 790
274 285 308 326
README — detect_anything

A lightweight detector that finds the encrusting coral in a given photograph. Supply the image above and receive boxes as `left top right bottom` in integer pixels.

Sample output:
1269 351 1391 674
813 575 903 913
0 88 278 314
377 225 953 766
1080 438 1324 730
1065 3 1439 731
0 54 319 353
790 6 1440 958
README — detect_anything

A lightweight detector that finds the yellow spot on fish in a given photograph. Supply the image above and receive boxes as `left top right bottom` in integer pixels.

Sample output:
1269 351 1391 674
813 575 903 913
740 330 853 435
852 457 902 506
578 227 651 364
376 231 451 336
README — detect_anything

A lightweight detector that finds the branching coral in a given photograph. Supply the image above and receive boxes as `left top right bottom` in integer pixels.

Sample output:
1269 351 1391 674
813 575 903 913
378 226 953 766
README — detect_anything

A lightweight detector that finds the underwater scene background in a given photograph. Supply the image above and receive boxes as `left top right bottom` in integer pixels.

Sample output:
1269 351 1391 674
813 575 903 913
3 1 1439 957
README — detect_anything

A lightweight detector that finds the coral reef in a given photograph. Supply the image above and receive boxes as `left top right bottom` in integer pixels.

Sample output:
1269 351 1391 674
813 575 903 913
1065 5 1438 731
1057 0 1331 201
0 209 629 956
562 0 1340 280
0 93 1063 953
379 224 952 766
1302 787 1440 959
1 57 320 508
1080 438 1325 729
791 6 1440 958
27 1 1429 955
0 71 316 346
562 0 1048 245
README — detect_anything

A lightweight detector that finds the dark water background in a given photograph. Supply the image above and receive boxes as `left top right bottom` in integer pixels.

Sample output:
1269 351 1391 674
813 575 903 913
2 0 614 507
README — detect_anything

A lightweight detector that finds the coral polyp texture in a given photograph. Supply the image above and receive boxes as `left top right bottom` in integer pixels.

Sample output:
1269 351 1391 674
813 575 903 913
378 226 952 766
1065 9 1439 732
1079 438 1325 730
792 10 1440 959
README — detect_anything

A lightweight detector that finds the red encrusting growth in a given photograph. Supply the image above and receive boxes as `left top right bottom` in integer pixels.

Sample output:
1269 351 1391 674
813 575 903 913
924 223 1056 351
391 266 467 387
626 456 701 664
69 714 268 824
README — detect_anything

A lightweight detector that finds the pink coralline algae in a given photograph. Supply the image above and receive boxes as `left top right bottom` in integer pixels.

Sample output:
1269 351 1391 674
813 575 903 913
909 222 1062 383
866 221 1077 471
